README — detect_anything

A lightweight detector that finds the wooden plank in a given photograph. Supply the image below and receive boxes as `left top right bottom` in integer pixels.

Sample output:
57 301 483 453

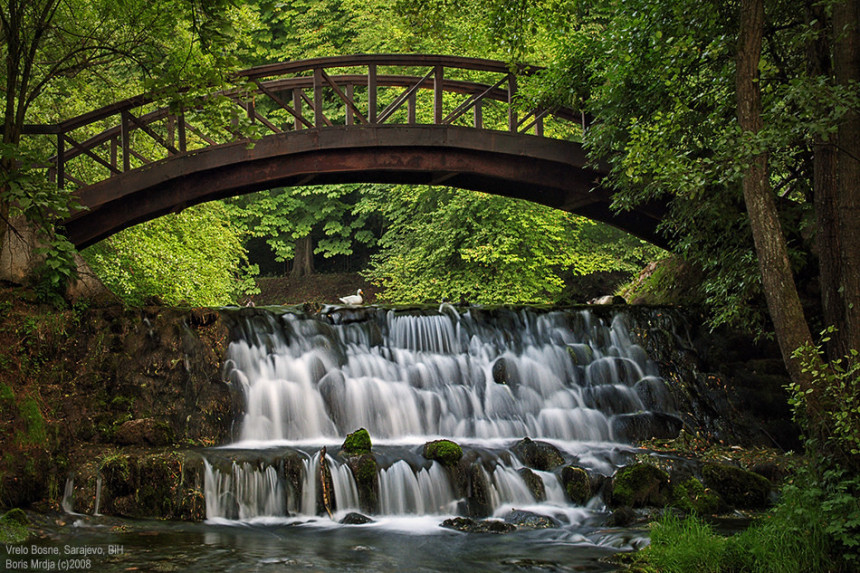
63 133 119 174
322 69 367 123
314 68 324 128
254 79 314 129
368 64 377 123
434 65 444 124
57 132 65 189
508 75 517 132
121 111 130 171
377 67 435 124
442 75 508 125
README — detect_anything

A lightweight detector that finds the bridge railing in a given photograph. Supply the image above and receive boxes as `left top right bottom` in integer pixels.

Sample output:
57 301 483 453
22 55 583 190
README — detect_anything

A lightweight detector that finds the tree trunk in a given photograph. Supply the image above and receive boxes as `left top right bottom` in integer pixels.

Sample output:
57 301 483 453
290 235 315 278
832 0 860 356
806 1 843 360
736 0 816 389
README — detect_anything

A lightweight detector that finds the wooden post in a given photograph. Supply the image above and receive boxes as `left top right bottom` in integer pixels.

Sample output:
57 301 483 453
346 84 354 125
535 113 543 137
314 68 324 128
178 107 187 152
110 136 118 173
368 64 377 123
508 75 517 132
56 132 65 189
293 89 303 130
474 101 483 129
408 91 416 124
121 110 131 171
434 65 444 124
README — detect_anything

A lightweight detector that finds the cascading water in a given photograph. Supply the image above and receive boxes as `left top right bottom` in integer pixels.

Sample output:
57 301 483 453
204 305 681 533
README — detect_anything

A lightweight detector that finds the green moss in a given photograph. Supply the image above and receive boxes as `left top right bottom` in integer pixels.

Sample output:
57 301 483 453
672 477 722 514
702 463 771 509
562 465 591 505
422 439 463 466
342 428 372 455
16 397 47 446
0 509 29 543
611 463 670 508
355 456 377 483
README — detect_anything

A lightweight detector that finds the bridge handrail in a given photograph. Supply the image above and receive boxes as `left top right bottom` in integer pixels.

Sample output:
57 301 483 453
21 54 580 189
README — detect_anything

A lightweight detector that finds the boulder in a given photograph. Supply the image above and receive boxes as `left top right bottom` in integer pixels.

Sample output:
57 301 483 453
561 465 591 505
511 437 564 471
702 462 771 509
671 477 723 514
423 439 463 466
341 428 372 455
517 468 546 502
502 509 560 529
441 517 516 534
609 463 670 508
340 512 374 525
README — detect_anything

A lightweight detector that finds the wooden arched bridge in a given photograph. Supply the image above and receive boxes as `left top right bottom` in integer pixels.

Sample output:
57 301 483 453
22 55 668 249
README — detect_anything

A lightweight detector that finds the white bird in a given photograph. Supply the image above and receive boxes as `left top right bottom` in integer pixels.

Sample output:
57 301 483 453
339 289 364 305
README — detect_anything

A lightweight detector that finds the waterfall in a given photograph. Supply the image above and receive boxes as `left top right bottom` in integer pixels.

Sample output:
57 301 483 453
206 306 682 523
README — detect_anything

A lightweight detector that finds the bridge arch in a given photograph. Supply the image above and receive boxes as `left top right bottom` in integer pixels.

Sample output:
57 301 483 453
22 55 668 249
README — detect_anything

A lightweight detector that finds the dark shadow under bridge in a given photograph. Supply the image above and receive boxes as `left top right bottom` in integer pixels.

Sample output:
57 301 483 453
22 55 669 249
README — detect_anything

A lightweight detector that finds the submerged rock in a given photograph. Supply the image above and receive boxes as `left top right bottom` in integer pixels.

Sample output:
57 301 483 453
502 509 560 529
511 437 565 471
441 517 516 534
340 512 375 525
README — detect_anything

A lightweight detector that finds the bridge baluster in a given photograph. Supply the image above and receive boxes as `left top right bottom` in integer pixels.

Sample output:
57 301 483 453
368 64 377 123
434 66 444 124
121 111 131 172
313 68 324 128
508 75 517 132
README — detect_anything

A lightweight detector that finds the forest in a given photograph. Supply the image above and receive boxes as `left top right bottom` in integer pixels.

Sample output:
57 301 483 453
1 0 859 570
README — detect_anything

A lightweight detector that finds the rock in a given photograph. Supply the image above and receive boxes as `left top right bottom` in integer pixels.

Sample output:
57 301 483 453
423 439 463 466
340 512 374 525
561 465 591 504
702 462 771 509
606 506 638 527
345 454 379 514
441 517 516 534
590 295 626 305
341 428 372 455
502 509 560 529
609 463 670 508
671 477 723 514
465 463 494 518
113 418 173 446
491 357 520 388
511 437 564 471
611 412 684 442
517 468 546 502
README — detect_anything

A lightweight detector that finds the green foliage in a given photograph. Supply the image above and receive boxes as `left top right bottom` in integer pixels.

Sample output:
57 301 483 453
790 328 860 463
342 428 372 455
362 185 630 304
227 185 378 267
82 202 258 307
15 397 47 447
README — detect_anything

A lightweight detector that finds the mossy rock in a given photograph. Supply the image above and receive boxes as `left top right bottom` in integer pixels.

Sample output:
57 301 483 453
702 462 771 509
346 454 379 514
511 437 564 471
423 439 463 466
610 463 670 508
561 465 591 505
0 509 29 543
671 477 723 514
517 468 546 502
342 428 372 455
